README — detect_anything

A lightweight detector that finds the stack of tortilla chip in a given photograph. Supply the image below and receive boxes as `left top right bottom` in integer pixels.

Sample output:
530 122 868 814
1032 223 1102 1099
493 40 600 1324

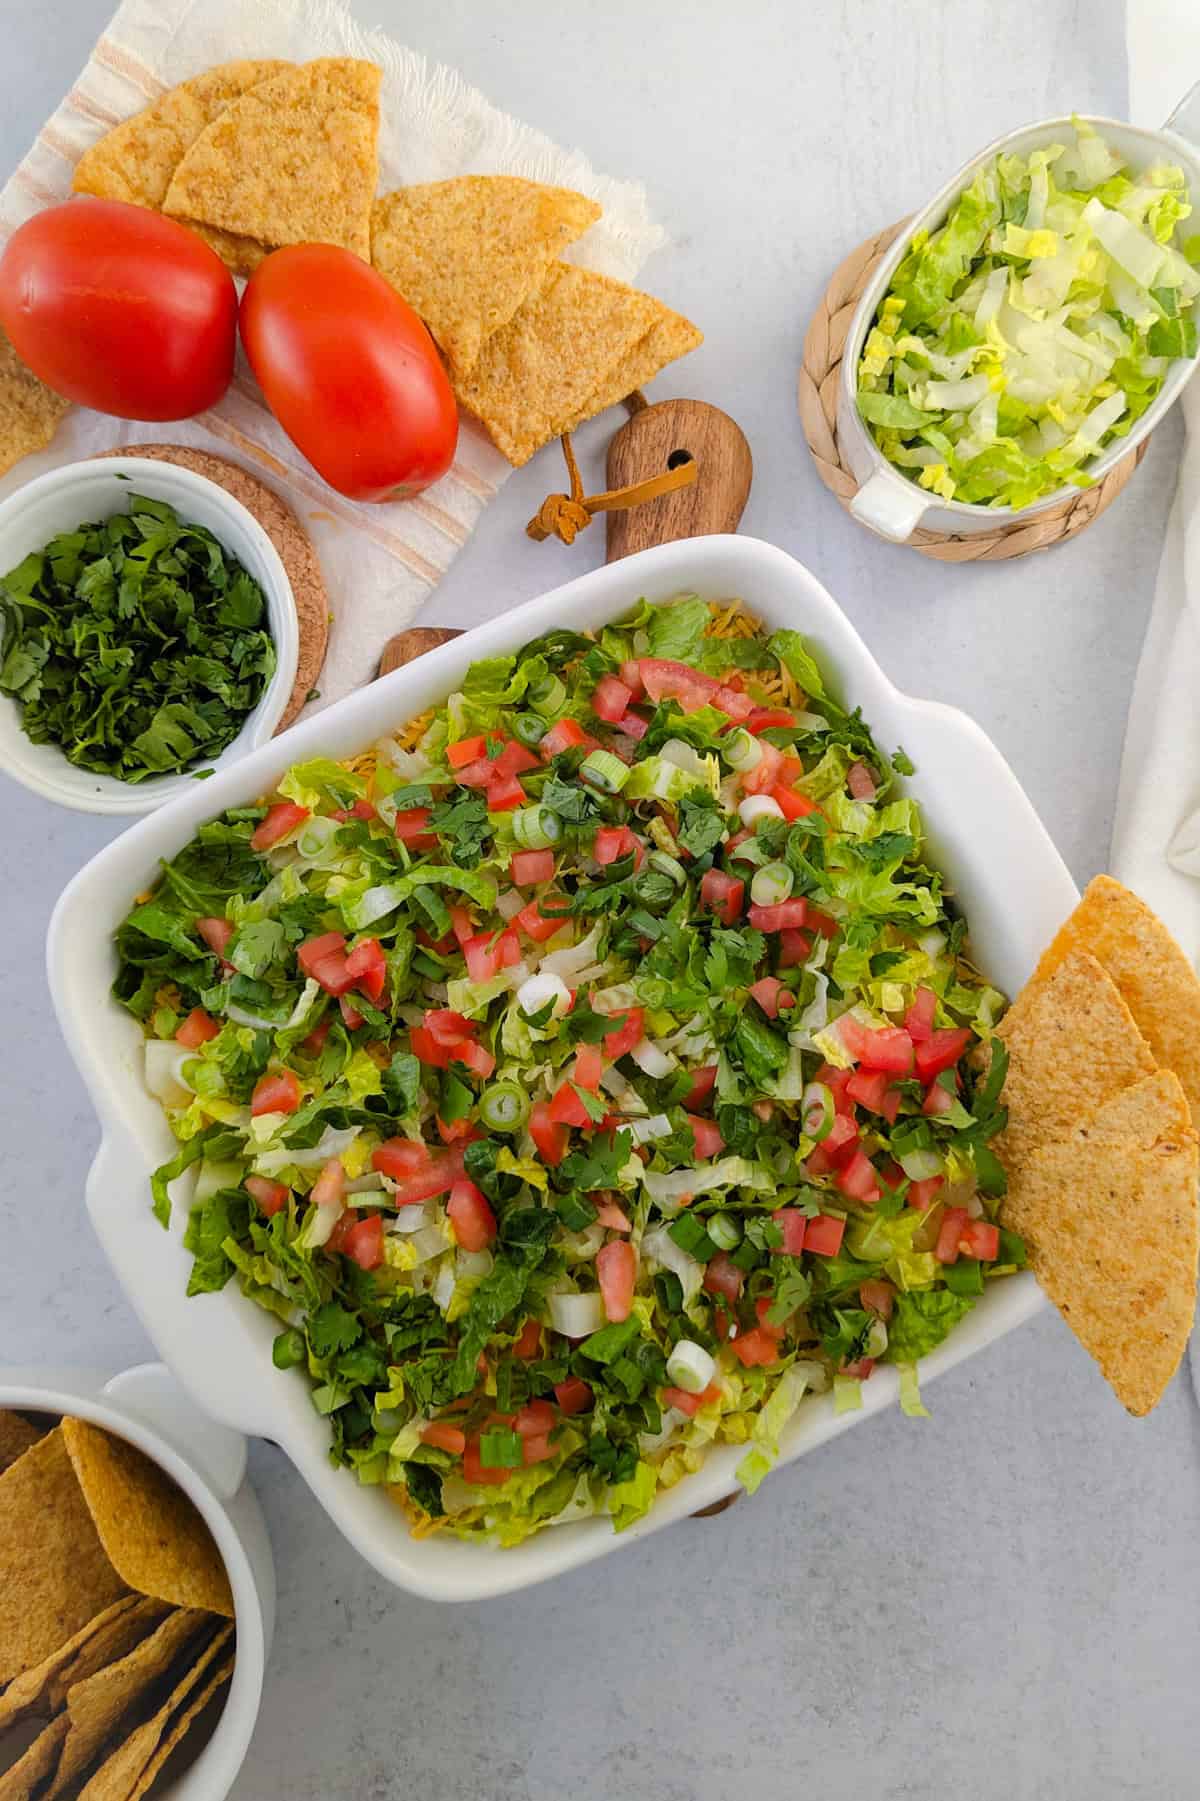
996 877 1200 1415
73 57 382 275
370 176 702 464
0 1414 235 1800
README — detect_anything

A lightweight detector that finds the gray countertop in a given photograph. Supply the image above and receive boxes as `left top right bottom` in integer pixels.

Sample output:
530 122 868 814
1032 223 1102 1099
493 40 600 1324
4 3 1199 1796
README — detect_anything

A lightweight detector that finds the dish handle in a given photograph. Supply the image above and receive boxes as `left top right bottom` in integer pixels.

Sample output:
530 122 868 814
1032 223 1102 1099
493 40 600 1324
1163 79 1200 147
104 1362 248 1502
848 466 929 542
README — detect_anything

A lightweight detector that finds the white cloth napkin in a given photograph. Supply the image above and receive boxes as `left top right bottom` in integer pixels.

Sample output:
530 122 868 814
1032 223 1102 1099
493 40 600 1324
0 0 665 708
1119 2 1200 1391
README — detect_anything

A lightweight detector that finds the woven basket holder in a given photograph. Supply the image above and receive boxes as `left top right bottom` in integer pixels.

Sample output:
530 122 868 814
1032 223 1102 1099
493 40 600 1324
798 219 1150 561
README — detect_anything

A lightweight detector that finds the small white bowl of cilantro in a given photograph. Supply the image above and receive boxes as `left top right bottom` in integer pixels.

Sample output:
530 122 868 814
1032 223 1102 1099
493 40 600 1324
0 457 298 814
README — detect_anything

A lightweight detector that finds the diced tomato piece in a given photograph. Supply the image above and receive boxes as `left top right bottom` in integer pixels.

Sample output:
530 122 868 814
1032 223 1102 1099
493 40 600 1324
516 899 564 943
877 1086 902 1125
421 1421 467 1455
754 1295 788 1339
592 674 633 722
805 1213 848 1255
730 1326 780 1367
616 711 648 741
602 1006 644 1061
923 1079 957 1117
514 1399 556 1440
860 1278 895 1319
958 1219 1000 1261
175 1008 219 1049
410 1025 450 1067
394 807 437 849
908 1175 944 1211
683 1064 718 1110
771 783 817 821
548 1080 591 1129
453 758 499 790
619 659 645 697
840 1357 876 1380
415 926 456 956
805 906 839 938
530 1100 569 1166
512 1318 542 1359
297 932 346 977
554 1376 594 1415
451 1039 496 1079
687 1114 725 1159
540 717 589 758
847 761 877 801
345 937 386 1003
300 1019 331 1058
724 829 754 860
905 986 938 1042
748 899 809 932
372 1138 429 1178
594 1198 632 1232
662 1381 721 1417
699 868 744 924
574 1042 604 1092
251 801 309 851
597 1239 636 1322
746 708 797 733
776 754 804 787
463 1436 514 1486
436 1114 481 1146
777 927 813 969
349 797 377 821
914 1028 973 1081
245 1175 289 1217
714 684 754 722
638 658 719 713
447 1178 497 1251
510 849 555 886
374 1145 464 1205
835 1152 880 1207
772 1209 808 1255
342 1214 384 1270
492 739 539 780
447 906 473 946
251 1069 302 1117
594 825 642 867
339 996 365 1031
702 1251 743 1302
816 1063 855 1116
741 741 783 794
447 734 487 769
325 1206 359 1256
749 976 794 1019
196 915 233 958
806 1113 860 1176
839 1017 914 1074
463 933 500 983
846 1068 890 1112
487 772 527 812
310 1157 346 1209
935 1206 970 1264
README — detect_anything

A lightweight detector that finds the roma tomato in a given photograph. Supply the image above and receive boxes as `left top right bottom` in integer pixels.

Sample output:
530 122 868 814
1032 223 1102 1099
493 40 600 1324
239 245 458 501
0 199 237 419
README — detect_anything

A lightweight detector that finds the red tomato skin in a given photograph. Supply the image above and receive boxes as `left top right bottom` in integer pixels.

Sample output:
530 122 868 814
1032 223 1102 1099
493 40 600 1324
343 1214 384 1270
554 1377 594 1415
702 1251 743 1302
176 1008 220 1049
805 1213 848 1255
251 1069 302 1117
239 244 458 501
447 1179 497 1251
252 801 310 852
686 1114 725 1159
245 1175 289 1217
421 1421 467 1455
0 199 236 419
597 1239 637 1322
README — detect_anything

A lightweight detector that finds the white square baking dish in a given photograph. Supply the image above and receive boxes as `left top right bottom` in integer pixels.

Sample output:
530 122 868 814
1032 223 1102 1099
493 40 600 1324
47 533 1078 1601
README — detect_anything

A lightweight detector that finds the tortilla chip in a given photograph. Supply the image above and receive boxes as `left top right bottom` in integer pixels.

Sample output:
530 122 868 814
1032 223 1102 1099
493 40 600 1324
995 950 1157 1168
455 263 667 465
0 1409 45 1473
0 1430 128 1687
562 307 704 431
73 1623 233 1801
0 1596 159 1733
371 177 600 376
72 60 291 218
62 1419 234 1618
45 1609 210 1800
0 1714 69 1801
126 1649 234 1801
0 330 69 479
1034 875 1200 1129
163 58 381 266
1003 1071 1199 1414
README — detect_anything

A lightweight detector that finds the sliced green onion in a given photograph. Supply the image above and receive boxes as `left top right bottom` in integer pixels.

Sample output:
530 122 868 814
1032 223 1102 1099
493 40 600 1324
513 711 549 748
581 749 630 794
649 849 687 886
724 727 763 772
706 1212 742 1250
480 1082 530 1133
528 674 566 714
800 1080 835 1143
751 861 793 906
480 1427 524 1469
272 1327 306 1370
512 805 563 849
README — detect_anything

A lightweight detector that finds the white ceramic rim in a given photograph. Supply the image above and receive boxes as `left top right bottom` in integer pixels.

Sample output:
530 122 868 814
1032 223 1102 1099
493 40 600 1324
0 457 298 817
0 1364 268 1800
46 533 1079 1601
838 109 1200 530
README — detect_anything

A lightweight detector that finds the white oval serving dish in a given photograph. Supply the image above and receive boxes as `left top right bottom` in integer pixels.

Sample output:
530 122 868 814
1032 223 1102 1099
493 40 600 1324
46 533 1078 1601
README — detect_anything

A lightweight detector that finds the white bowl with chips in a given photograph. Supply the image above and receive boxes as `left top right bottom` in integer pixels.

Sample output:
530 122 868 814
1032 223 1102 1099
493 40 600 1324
47 532 1079 1602
0 1362 274 1799
0 458 298 816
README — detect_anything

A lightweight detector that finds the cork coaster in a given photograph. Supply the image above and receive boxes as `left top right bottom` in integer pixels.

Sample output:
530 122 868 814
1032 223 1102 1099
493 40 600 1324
96 443 328 727
799 219 1150 561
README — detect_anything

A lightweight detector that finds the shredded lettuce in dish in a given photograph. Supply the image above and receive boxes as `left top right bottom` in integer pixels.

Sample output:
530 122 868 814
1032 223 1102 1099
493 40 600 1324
114 596 1024 1546
858 118 1200 508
